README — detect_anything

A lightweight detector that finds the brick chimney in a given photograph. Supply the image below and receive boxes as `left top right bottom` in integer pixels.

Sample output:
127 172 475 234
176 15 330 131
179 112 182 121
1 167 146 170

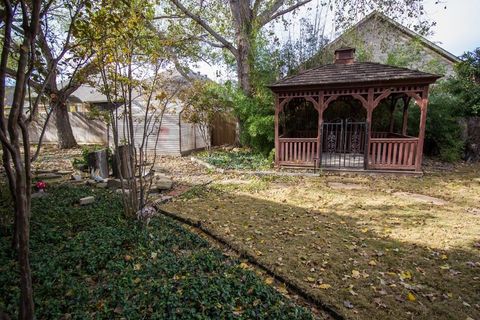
334 47 356 64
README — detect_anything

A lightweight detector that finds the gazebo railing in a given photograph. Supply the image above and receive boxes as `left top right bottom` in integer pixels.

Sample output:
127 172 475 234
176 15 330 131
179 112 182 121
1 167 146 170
368 137 418 170
278 137 318 165
371 132 415 139
277 136 419 170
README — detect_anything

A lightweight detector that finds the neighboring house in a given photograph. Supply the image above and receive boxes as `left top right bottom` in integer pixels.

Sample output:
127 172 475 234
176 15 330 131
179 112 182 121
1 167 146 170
307 11 460 77
7 70 216 155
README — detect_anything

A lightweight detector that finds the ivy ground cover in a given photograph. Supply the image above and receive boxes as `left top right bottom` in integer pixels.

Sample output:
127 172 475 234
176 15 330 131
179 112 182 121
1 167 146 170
0 185 315 319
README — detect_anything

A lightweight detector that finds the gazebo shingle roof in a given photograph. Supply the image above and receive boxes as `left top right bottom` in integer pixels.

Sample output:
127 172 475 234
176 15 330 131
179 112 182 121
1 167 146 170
269 62 441 89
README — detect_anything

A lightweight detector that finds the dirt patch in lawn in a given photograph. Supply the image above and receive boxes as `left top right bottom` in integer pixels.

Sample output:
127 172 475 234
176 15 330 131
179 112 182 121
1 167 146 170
327 182 368 190
162 166 480 320
392 192 448 205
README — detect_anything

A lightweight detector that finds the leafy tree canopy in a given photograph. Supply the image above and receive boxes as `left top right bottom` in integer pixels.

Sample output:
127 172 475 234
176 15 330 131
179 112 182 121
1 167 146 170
448 48 480 116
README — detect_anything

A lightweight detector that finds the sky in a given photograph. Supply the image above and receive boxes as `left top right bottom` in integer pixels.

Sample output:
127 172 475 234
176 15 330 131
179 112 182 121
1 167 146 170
197 0 480 81
423 0 480 56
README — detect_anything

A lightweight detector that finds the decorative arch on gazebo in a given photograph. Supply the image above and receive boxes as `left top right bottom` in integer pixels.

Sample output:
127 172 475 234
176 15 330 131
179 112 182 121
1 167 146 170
270 48 439 172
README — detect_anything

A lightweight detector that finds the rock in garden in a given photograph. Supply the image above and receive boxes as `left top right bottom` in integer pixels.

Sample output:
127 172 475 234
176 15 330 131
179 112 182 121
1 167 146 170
35 169 56 174
36 172 62 180
136 206 157 225
153 174 173 190
107 178 123 189
85 179 97 186
115 189 130 195
32 192 48 199
152 195 173 206
96 182 108 189
79 196 95 205
71 173 82 181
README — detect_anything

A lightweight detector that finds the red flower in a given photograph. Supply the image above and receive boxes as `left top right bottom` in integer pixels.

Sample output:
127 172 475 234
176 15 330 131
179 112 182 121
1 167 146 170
36 181 47 190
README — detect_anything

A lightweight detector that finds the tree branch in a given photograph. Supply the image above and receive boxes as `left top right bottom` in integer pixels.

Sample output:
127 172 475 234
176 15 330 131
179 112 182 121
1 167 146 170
153 14 185 20
258 0 312 27
169 0 238 57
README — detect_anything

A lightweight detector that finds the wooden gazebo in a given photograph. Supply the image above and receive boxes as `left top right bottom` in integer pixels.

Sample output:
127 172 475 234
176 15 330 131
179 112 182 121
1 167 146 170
269 48 441 173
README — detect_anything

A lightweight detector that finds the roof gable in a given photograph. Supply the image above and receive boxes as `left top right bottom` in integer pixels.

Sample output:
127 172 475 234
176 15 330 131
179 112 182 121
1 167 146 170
326 11 459 64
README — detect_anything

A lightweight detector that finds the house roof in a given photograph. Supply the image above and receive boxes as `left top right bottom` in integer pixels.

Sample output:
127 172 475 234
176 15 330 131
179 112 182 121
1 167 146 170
326 11 460 64
269 61 441 89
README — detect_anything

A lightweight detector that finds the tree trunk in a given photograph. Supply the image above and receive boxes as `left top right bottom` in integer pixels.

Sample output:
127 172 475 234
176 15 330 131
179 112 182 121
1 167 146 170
230 0 254 144
15 175 34 320
55 103 77 149
236 37 252 97
230 0 253 97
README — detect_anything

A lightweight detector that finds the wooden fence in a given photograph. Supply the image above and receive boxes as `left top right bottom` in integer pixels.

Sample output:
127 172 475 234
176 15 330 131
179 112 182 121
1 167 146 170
211 113 236 146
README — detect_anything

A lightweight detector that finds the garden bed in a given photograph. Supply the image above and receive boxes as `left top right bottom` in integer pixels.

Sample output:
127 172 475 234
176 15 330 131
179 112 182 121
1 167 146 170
162 165 480 320
0 185 317 319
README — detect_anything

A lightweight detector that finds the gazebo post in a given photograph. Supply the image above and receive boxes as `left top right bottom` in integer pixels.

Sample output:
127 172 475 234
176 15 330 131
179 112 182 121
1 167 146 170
415 87 429 172
401 96 410 136
316 91 324 168
274 94 279 167
364 88 375 169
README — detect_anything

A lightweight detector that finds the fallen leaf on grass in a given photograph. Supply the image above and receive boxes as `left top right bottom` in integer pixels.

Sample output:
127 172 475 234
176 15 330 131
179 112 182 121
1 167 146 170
306 277 316 283
352 270 361 279
373 298 387 308
113 306 123 314
399 271 412 280
233 306 244 316
277 284 288 294
407 292 416 302
265 277 274 285
318 284 331 289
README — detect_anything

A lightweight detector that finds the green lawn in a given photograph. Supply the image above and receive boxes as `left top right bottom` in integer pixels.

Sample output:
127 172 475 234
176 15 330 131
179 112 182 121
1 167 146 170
196 149 272 170
0 185 313 319
163 165 480 320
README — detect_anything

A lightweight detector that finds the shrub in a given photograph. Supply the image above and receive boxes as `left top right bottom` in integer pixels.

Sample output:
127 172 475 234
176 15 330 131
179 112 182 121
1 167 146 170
407 86 464 162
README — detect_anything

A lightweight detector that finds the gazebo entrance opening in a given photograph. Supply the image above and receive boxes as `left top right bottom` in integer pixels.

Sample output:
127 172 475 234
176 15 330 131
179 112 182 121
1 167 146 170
321 97 367 168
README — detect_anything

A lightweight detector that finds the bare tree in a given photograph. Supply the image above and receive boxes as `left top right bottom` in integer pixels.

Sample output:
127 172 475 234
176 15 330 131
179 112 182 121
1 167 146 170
0 0 43 318
5 0 97 150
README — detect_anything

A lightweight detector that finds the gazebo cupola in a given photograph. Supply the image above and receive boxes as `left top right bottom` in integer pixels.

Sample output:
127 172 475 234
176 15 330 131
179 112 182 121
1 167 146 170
334 47 356 64
269 48 441 172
